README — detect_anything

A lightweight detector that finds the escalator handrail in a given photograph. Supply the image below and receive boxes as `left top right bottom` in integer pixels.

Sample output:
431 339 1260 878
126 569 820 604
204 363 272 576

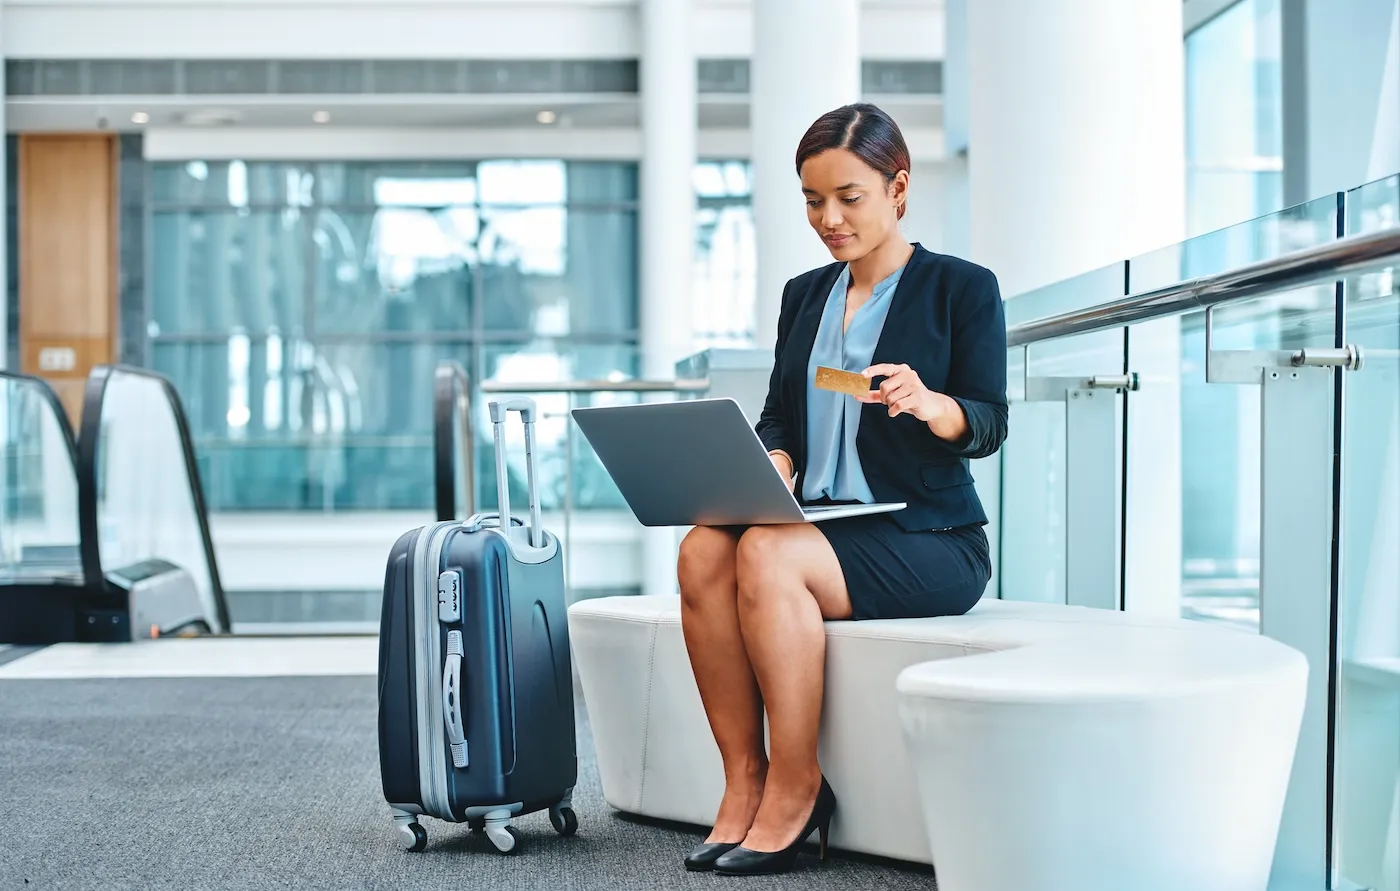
0 370 92 590
0 369 82 472
433 361 474 522
77 364 232 634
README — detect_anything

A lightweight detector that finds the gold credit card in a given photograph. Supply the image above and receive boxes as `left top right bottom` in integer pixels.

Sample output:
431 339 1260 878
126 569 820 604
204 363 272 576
814 365 872 396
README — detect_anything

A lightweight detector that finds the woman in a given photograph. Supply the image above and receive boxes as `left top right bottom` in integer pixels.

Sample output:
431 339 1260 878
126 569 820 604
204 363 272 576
676 103 1008 877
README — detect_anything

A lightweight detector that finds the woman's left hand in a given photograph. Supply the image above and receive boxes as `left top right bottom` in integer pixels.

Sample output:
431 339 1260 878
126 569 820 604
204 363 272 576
856 363 947 422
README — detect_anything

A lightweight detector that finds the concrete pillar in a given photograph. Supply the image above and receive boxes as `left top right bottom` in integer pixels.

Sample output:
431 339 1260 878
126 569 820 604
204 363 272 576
751 0 860 349
638 0 696 597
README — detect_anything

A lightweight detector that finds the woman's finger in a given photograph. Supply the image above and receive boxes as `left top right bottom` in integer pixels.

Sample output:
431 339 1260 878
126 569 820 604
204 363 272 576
861 363 902 379
889 394 921 417
879 371 911 397
884 381 916 404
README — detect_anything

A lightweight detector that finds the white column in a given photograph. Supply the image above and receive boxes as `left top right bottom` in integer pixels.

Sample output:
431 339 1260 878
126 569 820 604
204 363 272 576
639 0 695 379
751 0 860 348
638 0 696 597
963 1 1185 296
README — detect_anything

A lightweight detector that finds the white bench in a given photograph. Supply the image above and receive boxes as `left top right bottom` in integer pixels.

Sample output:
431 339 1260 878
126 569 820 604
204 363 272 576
568 594 1307 890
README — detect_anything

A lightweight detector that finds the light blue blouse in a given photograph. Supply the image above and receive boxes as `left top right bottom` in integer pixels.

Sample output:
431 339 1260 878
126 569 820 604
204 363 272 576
802 261 907 503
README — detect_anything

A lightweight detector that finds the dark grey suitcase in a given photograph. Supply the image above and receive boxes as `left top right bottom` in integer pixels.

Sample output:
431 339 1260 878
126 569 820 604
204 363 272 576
377 397 578 854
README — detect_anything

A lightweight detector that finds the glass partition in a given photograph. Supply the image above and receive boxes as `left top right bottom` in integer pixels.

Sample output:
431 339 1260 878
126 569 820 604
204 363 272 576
1334 173 1400 891
1125 194 1340 628
0 373 82 586
1000 263 1127 605
81 367 229 633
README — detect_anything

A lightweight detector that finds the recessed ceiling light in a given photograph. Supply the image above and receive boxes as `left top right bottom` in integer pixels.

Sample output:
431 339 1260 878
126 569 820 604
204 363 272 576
536 110 557 125
131 111 150 124
181 108 243 127
312 110 332 124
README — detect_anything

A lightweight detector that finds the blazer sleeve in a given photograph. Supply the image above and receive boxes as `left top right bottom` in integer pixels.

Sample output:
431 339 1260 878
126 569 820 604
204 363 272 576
935 267 1009 460
755 276 800 470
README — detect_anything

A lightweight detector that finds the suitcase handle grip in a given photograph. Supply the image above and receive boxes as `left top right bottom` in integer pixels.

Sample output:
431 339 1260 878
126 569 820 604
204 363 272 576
487 398 543 549
488 398 536 425
461 513 522 534
443 631 468 768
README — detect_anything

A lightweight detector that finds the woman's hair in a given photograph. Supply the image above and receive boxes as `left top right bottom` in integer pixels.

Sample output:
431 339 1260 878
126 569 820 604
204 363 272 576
795 103 911 219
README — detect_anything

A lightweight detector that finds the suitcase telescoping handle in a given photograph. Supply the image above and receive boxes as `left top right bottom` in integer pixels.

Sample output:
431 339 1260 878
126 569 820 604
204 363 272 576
487 398 543 549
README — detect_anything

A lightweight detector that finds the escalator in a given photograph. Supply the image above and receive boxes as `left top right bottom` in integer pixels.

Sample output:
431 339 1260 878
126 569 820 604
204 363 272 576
433 360 475 522
0 366 229 643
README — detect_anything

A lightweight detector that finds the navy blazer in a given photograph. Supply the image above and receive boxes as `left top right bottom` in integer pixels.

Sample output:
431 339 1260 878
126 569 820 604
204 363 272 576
755 244 1008 532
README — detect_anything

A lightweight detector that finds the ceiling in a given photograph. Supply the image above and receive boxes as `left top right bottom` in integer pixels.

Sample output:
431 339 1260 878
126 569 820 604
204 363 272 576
3 94 942 134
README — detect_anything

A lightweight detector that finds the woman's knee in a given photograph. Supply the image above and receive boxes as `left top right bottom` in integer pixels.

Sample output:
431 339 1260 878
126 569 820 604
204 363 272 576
677 526 738 604
734 527 787 609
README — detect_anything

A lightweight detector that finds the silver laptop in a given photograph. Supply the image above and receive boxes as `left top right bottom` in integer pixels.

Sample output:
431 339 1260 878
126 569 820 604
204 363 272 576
570 398 905 527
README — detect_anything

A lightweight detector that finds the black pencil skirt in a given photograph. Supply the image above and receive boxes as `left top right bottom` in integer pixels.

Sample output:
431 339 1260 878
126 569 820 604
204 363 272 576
808 508 992 620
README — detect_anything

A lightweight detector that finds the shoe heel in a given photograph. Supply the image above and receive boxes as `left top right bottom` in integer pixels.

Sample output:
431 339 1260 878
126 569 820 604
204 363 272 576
818 821 830 861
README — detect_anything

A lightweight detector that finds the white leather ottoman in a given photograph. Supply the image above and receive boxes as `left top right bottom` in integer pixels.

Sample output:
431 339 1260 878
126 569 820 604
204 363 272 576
567 595 1307 877
569 593 977 861
896 615 1308 891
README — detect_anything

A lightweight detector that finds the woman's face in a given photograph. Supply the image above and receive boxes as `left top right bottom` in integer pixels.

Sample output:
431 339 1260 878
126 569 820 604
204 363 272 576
800 148 907 262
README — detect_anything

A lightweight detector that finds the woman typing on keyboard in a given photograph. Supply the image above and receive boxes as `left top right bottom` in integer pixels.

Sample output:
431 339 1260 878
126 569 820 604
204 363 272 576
676 103 1008 876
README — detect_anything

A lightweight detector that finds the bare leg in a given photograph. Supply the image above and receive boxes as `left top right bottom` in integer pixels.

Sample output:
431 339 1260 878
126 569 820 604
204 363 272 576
733 523 852 853
678 525 767 844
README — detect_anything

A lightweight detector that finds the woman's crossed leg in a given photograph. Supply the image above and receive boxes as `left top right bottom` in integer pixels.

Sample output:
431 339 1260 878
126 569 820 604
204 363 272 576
677 522 852 851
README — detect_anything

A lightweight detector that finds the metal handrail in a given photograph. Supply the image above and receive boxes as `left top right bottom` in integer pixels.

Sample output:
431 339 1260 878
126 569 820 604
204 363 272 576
1007 226 1400 347
479 378 710 394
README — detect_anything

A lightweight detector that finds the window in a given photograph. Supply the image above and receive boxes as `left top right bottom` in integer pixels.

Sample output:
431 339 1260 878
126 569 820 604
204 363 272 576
693 160 756 346
1185 0 1284 237
147 160 640 510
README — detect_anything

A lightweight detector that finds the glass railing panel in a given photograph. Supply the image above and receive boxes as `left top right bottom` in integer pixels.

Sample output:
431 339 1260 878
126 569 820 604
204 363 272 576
84 368 229 633
1333 173 1400 891
1126 195 1340 629
0 374 82 585
1000 263 1126 605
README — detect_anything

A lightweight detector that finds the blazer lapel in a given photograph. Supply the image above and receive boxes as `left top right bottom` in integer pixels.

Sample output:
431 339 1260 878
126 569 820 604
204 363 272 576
869 243 930 370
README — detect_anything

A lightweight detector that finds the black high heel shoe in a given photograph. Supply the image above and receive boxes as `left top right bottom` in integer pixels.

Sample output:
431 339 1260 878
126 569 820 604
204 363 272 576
712 777 837 876
684 841 740 872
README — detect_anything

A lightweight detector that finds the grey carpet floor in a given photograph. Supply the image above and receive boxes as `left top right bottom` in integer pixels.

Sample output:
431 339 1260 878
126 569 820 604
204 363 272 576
0 675 936 891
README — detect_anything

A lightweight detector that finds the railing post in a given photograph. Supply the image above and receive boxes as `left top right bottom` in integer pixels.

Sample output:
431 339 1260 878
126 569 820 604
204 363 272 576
1204 301 1362 888
1024 365 1137 610
1258 364 1337 888
1064 386 1120 609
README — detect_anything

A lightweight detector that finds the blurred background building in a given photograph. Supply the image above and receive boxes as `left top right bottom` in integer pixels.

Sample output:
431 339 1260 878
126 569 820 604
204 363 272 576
1 0 1394 625
2 2 1398 889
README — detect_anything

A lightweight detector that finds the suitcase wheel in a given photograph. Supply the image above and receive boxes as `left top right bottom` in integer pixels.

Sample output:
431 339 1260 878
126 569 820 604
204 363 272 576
468 817 486 833
549 805 578 837
400 822 428 853
486 824 521 855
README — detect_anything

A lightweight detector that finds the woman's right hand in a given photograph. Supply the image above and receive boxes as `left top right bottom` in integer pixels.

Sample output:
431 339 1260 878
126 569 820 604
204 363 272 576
768 451 796 493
